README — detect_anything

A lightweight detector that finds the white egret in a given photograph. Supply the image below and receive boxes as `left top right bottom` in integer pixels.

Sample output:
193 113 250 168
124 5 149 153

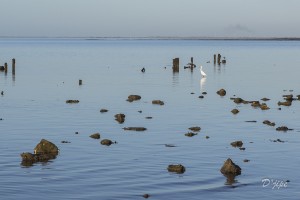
200 65 207 77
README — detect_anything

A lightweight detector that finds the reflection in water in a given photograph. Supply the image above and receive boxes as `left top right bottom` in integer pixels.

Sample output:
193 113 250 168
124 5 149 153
200 77 206 92
172 71 179 86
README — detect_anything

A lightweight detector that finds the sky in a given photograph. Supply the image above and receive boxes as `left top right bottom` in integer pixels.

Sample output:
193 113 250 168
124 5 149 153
0 0 299 38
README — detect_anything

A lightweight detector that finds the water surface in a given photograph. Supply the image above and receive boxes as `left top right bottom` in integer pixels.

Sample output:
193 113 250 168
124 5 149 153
0 38 299 199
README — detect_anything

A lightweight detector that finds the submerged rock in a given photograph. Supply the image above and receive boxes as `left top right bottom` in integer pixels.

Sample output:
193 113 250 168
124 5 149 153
216 88 226 96
261 97 270 101
276 126 293 131
90 133 101 139
283 94 294 101
278 101 292 106
114 113 125 123
66 100 79 104
185 132 198 137
231 109 239 114
260 103 270 110
127 95 141 102
188 126 201 132
167 164 186 174
100 139 114 146
230 141 243 148
220 158 241 176
231 97 247 104
123 127 147 131
152 100 164 105
100 109 108 113
263 120 276 126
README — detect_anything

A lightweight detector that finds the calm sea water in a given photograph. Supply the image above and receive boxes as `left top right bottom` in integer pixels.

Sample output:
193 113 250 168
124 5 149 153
0 38 300 200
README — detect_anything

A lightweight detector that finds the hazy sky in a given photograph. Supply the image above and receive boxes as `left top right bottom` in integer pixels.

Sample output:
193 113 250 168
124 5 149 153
0 0 299 37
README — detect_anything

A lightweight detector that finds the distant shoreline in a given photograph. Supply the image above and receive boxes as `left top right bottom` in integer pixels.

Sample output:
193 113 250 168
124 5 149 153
1 36 300 41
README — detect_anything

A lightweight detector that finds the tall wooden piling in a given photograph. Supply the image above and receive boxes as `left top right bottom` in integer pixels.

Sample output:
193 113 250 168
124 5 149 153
79 79 82 85
12 58 16 74
4 63 8 73
217 54 221 65
173 58 179 72
214 54 216 64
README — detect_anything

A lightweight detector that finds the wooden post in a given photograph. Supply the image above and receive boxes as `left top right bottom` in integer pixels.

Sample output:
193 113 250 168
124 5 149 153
4 63 8 73
217 54 221 65
214 54 216 64
173 58 179 72
12 58 16 74
79 79 82 85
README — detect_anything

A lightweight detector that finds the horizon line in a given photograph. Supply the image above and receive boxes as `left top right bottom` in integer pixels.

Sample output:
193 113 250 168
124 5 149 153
1 36 300 41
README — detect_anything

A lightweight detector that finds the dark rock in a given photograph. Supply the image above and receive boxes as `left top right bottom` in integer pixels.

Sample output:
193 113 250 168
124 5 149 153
34 139 59 155
263 120 276 126
100 109 108 113
297 95 300 100
190 92 195 94
239 147 246 151
188 126 201 132
231 109 239 114
216 89 226 96
100 139 114 146
245 120 257 123
283 94 293 101
143 194 150 199
251 101 261 108
152 100 164 105
114 113 125 123
278 101 292 106
123 127 147 131
276 126 293 131
260 103 270 110
20 152 57 165
1 91 3 95
185 132 197 137
261 98 270 101
167 164 185 174
220 158 241 176
231 97 246 104
66 100 79 104
205 136 210 139
21 139 59 166
230 141 243 148
165 144 176 147
202 92 207 95
243 159 250 162
75 132 79 134
0 66 4 71
145 116 153 119
271 139 285 143
127 95 141 102
138 110 142 113
198 95 204 99
90 133 101 139
61 141 71 143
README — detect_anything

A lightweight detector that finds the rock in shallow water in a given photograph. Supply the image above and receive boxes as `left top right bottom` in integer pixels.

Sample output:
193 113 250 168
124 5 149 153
217 88 226 96
90 133 101 139
167 164 186 174
127 95 141 102
220 158 241 176
21 139 59 166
